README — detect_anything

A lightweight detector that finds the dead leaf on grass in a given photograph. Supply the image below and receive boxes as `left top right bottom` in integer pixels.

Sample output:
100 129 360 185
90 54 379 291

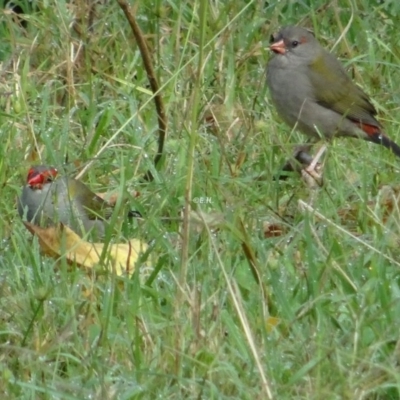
337 185 400 226
96 189 141 205
24 222 148 276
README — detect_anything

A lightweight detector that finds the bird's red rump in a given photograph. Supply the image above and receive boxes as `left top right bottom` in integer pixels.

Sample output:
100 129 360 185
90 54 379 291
357 122 380 136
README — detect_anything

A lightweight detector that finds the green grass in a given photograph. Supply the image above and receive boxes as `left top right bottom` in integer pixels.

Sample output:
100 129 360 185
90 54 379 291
2 0 400 398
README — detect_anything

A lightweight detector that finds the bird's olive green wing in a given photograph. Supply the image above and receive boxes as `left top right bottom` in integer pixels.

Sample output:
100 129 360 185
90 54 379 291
309 51 380 127
67 178 113 220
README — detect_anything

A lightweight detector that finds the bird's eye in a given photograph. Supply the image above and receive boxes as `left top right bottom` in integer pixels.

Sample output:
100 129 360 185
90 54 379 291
292 40 299 47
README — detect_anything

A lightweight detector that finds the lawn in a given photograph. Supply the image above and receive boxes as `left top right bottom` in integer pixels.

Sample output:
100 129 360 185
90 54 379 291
2 0 400 398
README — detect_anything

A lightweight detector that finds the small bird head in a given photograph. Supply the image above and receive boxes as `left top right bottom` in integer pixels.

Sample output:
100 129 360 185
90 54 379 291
27 165 58 189
269 26 316 58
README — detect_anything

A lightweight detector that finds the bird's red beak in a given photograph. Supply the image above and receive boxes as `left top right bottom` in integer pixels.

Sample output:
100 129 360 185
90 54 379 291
27 169 43 186
270 39 286 55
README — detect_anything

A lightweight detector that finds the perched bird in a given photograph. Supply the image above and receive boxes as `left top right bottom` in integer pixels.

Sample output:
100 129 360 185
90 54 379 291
267 26 400 160
18 165 112 238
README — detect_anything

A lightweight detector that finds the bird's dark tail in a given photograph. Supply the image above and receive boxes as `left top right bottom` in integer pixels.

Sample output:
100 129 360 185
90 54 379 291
355 121 400 158
368 132 400 158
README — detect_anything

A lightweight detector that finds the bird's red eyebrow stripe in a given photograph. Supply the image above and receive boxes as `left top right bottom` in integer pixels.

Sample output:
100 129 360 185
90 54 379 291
300 36 307 43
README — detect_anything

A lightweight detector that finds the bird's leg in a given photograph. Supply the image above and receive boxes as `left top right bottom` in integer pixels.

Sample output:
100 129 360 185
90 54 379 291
301 144 326 187
276 143 315 180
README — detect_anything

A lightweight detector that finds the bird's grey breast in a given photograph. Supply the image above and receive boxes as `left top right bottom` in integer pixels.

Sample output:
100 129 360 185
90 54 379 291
267 54 315 126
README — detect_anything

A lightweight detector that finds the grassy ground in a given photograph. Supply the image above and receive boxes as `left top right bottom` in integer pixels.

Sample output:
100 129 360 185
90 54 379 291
2 0 400 398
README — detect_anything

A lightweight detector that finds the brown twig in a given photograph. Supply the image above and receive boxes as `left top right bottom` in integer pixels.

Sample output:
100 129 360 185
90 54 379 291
117 0 167 181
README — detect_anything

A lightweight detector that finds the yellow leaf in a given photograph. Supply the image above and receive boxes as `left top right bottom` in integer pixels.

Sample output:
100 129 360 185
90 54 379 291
24 222 148 276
